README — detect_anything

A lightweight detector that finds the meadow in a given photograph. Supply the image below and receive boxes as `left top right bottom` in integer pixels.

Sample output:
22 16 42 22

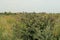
0 12 60 40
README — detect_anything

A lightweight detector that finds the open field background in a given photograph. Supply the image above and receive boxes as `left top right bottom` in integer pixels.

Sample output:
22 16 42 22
0 13 60 40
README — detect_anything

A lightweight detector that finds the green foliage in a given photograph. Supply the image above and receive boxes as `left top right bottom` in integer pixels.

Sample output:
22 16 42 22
0 13 60 40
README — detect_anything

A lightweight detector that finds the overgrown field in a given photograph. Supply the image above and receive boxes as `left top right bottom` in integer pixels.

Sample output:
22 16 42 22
0 13 60 40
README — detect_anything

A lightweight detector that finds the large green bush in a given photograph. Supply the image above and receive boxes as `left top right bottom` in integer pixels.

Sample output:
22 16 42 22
0 13 60 40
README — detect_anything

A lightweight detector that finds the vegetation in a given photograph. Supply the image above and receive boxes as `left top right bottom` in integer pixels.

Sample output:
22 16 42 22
0 12 60 40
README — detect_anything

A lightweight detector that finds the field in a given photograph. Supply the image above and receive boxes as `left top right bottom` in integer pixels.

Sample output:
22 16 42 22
0 12 60 40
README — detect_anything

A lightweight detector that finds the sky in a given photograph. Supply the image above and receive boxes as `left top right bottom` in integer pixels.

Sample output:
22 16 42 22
0 0 60 13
